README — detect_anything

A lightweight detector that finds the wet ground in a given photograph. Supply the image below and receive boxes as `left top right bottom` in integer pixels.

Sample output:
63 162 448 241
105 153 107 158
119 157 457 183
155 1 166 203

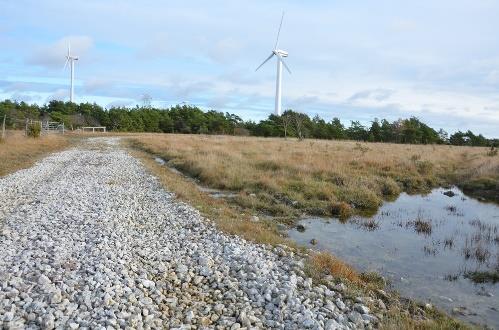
154 157 238 198
289 187 499 328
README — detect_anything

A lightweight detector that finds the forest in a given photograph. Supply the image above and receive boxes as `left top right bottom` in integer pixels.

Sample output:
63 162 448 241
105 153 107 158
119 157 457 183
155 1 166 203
0 99 495 146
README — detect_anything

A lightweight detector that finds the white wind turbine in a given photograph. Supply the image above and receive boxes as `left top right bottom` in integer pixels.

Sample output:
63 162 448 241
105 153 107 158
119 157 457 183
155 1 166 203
63 44 79 103
255 12 291 116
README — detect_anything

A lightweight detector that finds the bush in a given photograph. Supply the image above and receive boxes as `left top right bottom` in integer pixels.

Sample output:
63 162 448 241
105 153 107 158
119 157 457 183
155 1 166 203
330 201 353 218
415 160 433 175
234 127 250 136
341 188 382 210
379 177 401 196
27 122 41 138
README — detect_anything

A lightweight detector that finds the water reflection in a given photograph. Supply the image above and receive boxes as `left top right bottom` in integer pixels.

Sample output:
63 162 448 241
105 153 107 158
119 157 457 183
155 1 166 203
289 187 499 328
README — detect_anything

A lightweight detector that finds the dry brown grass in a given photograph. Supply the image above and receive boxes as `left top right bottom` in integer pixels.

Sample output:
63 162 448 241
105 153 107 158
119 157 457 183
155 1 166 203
130 148 289 246
306 252 362 284
0 130 71 177
129 133 498 218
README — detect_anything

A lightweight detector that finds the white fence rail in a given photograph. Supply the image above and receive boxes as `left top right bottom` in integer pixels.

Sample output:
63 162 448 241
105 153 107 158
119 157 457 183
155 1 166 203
81 126 107 133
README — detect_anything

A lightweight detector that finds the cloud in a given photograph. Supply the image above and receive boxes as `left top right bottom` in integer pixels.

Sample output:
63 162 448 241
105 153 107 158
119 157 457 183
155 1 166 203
207 38 244 63
10 92 41 102
207 95 229 109
287 95 320 109
220 71 263 85
106 100 134 108
169 80 215 100
136 33 173 60
485 70 499 84
83 78 115 94
0 80 66 94
46 88 68 102
27 35 94 69
348 89 394 103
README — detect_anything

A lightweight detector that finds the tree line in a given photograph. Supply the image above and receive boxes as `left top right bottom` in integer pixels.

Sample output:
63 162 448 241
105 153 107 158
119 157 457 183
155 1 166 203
0 99 496 146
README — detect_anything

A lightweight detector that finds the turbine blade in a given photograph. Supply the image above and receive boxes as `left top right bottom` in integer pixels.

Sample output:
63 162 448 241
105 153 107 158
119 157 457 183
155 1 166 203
276 52 291 74
68 43 71 57
255 52 275 71
63 58 69 71
274 11 285 50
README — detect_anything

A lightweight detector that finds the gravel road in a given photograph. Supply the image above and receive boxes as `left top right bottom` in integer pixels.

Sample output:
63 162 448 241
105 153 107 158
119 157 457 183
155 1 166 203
0 138 376 329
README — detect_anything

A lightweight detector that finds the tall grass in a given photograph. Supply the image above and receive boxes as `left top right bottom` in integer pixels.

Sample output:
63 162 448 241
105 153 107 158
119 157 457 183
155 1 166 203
130 134 498 219
0 130 70 177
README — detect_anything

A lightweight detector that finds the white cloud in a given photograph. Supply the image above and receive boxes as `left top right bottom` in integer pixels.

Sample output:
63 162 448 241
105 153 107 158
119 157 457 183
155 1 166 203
28 35 94 68
206 38 244 63
106 100 134 108
136 33 173 60
46 88 67 102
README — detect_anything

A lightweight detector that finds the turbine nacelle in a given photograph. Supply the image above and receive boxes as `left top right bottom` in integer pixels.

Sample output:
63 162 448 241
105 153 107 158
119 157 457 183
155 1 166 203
273 49 288 57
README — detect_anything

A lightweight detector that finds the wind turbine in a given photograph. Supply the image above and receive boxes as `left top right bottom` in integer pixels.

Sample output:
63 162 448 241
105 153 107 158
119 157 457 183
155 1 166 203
63 44 79 103
255 12 291 116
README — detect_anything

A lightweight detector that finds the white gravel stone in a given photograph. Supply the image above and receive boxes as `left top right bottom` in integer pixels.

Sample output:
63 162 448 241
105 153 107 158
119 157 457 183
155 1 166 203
0 138 374 329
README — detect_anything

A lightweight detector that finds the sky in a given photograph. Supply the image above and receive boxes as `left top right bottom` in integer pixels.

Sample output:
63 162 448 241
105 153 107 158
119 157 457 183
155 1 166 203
0 0 498 137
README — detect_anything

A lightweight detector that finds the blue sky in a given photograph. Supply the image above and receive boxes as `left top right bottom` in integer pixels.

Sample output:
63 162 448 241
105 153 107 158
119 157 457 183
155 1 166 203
0 0 498 137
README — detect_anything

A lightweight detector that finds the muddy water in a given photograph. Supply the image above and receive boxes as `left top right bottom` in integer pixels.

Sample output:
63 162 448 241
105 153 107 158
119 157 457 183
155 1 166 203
289 187 499 328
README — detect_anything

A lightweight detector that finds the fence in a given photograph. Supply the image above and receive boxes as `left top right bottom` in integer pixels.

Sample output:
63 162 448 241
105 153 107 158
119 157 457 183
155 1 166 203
25 120 65 135
81 127 107 133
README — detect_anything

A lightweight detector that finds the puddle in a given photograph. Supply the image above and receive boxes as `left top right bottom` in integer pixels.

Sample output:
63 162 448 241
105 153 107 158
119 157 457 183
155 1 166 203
154 157 238 199
289 187 499 328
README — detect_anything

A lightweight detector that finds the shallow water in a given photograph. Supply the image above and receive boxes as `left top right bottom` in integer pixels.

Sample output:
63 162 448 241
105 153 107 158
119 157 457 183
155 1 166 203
289 187 499 328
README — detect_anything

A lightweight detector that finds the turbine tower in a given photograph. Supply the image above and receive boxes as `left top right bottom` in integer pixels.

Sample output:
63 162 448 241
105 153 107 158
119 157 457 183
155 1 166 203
63 44 79 103
255 12 291 116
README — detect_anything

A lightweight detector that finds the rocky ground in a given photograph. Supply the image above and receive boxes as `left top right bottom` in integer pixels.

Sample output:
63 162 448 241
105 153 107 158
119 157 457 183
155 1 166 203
0 138 377 329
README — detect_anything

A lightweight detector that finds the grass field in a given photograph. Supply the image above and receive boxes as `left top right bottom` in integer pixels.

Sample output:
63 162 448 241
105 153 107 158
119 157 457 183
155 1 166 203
130 134 498 221
0 130 71 177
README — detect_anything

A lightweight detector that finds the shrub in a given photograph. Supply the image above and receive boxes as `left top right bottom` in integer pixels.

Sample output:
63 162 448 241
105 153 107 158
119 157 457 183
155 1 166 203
379 177 401 196
487 146 498 157
415 160 433 175
306 252 361 284
330 201 353 218
234 127 250 136
341 188 382 210
27 122 41 138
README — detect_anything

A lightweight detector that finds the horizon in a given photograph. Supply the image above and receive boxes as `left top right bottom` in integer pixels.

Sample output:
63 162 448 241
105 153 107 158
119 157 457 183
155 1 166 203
1 1 498 137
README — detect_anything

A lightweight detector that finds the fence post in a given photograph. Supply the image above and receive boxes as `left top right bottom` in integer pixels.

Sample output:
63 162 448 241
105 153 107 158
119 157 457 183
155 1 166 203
62 122 65 135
